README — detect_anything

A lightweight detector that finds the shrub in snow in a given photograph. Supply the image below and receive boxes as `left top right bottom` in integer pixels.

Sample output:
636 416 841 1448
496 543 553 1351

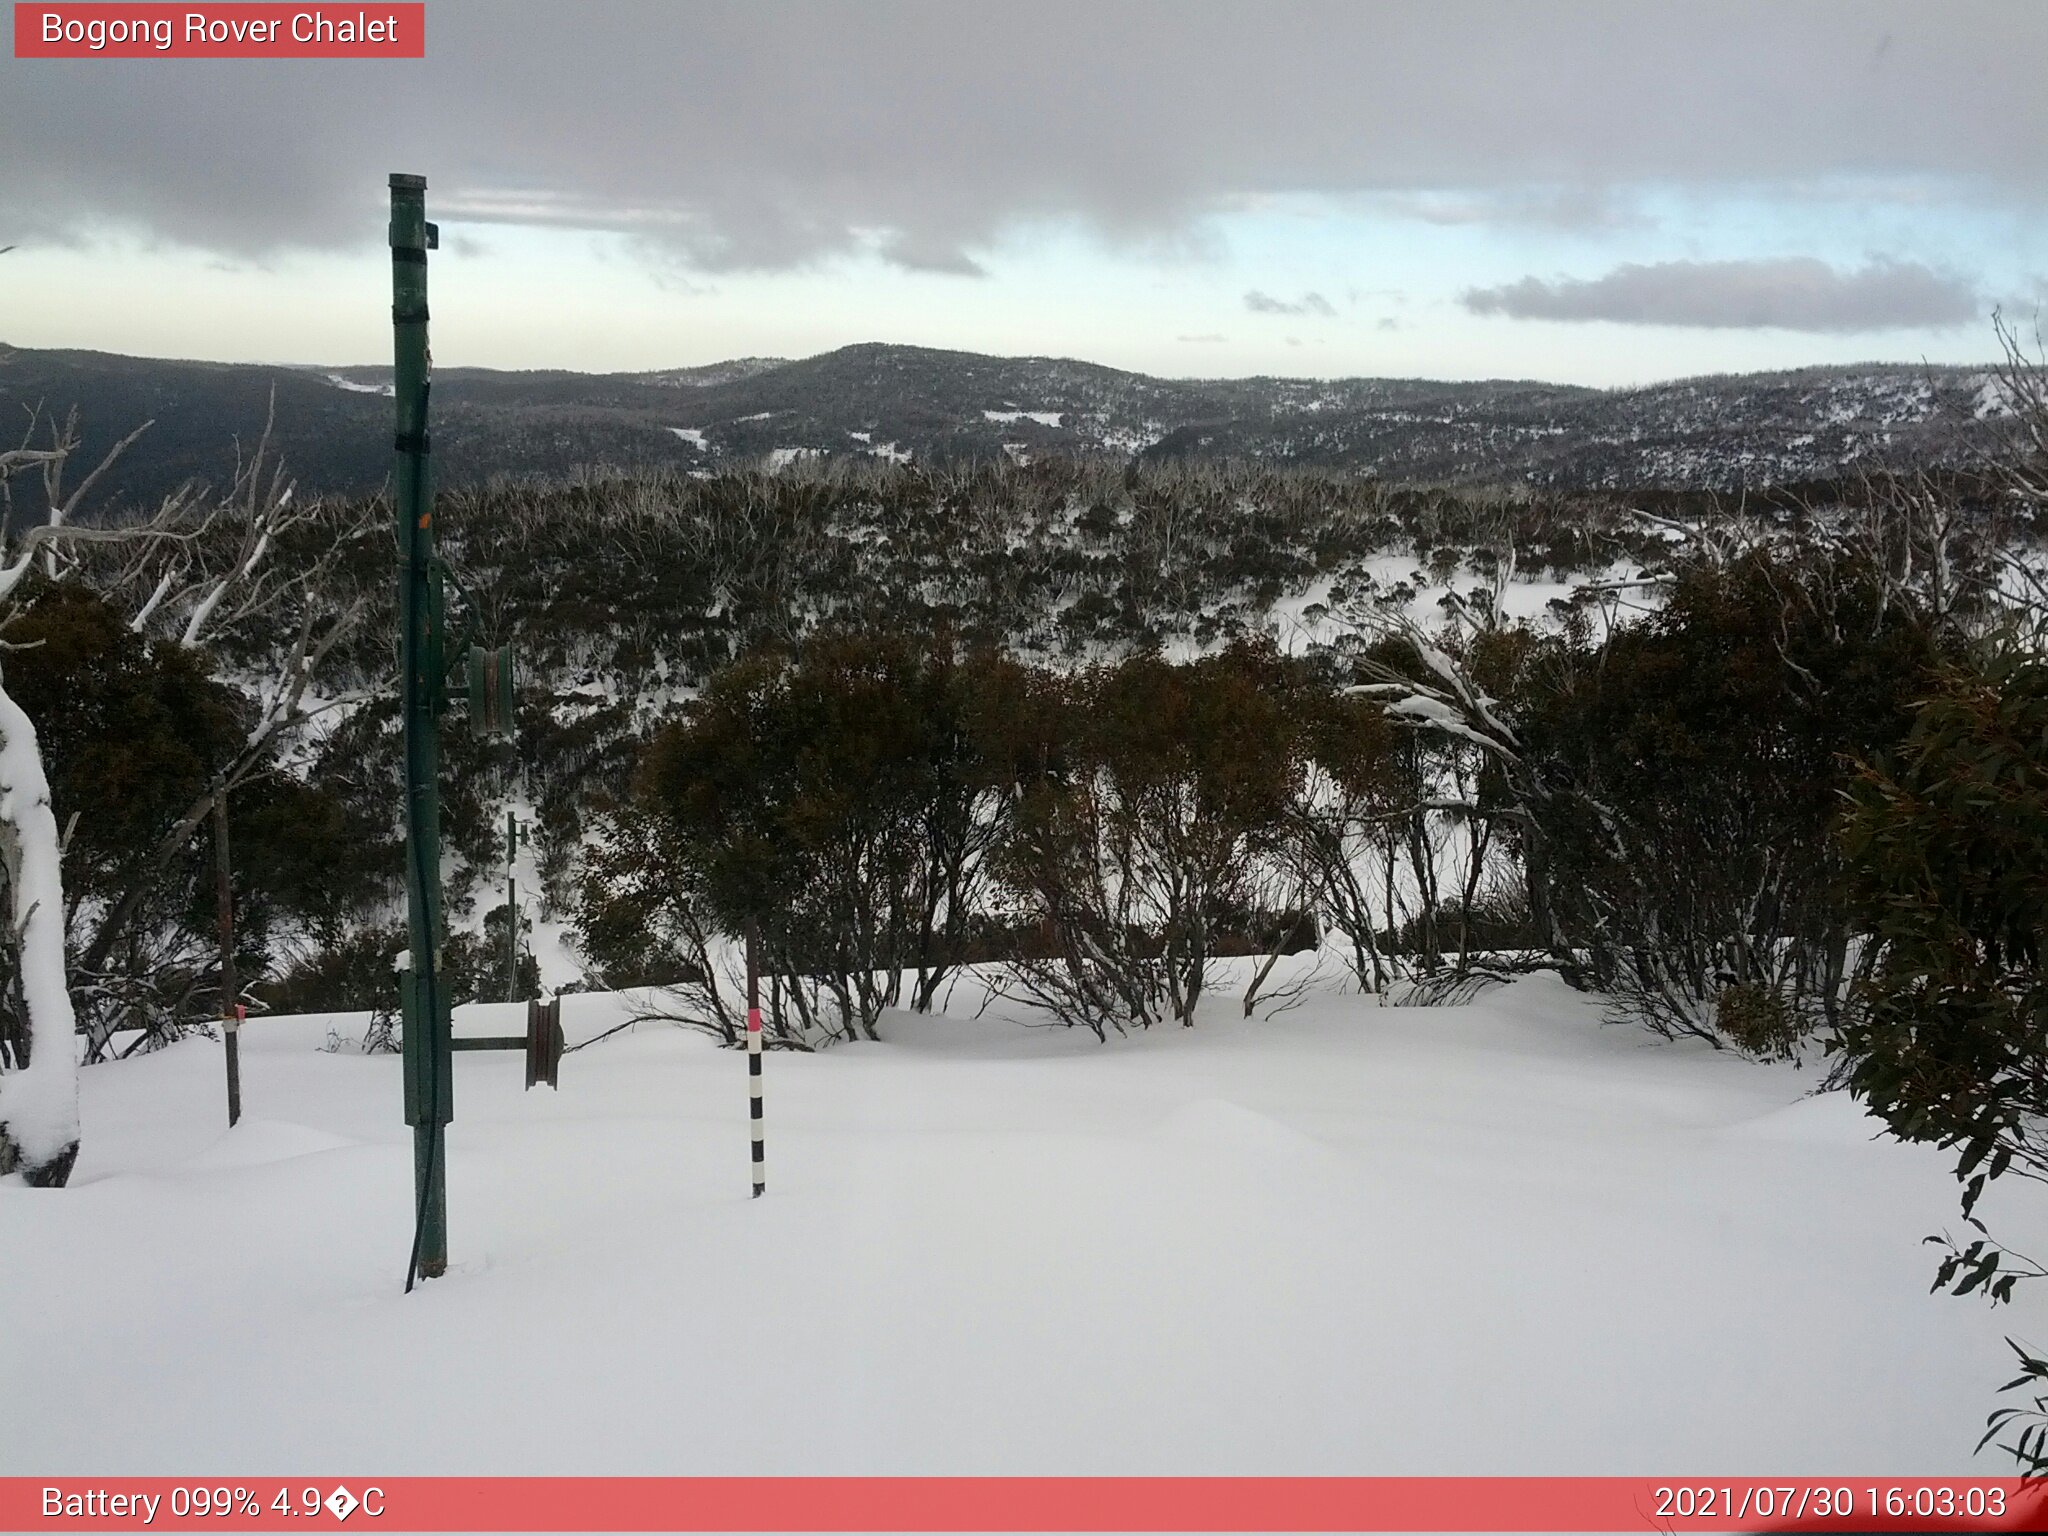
1841 641 2048 1206
626 631 1028 1043
994 642 1302 1035
1515 545 1952 1051
1838 638 2048 1472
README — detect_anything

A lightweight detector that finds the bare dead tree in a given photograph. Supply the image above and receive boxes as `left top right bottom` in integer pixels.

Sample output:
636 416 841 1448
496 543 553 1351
0 409 379 1179
1987 310 2048 510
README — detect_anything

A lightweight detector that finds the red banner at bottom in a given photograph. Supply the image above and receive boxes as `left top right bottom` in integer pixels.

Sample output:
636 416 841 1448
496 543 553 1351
7 1477 2047 1533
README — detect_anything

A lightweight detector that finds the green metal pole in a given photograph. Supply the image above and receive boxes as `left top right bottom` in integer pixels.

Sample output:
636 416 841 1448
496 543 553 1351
391 173 449 1286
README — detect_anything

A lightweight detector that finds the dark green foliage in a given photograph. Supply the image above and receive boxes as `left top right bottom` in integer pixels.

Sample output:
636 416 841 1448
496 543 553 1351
259 916 539 1020
628 629 1025 1041
1837 645 2048 1202
0 584 244 1053
1983 1339 2048 1481
574 801 719 996
1518 546 1949 1049
257 922 408 1017
1285 672 1414 991
323 455 1711 954
996 641 1305 1034
594 631 1318 1042
3 582 238 909
233 772 397 949
0 585 408 1034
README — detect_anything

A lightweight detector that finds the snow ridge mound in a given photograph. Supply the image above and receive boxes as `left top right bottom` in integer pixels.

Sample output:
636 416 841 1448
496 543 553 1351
181 1119 360 1172
1718 1091 1886 1148
1149 1097 1332 1165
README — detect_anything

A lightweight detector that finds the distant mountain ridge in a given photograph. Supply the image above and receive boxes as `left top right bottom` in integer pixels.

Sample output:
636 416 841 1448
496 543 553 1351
0 339 2012 515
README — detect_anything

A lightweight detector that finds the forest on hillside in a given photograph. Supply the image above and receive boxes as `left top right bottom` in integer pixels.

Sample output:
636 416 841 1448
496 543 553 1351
0 413 2036 1045
0 341 2019 518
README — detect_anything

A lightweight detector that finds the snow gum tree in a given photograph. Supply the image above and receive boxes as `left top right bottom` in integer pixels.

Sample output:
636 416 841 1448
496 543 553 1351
1298 628 1534 999
1841 644 2048 1203
1347 517 1967 1047
995 641 1304 1035
1830 326 2048 1473
1286 677 1407 994
1837 641 2048 1470
627 628 1022 1043
1520 548 1951 1049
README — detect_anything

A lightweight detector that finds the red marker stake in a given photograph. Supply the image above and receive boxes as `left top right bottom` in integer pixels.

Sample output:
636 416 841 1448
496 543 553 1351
746 923 764 1197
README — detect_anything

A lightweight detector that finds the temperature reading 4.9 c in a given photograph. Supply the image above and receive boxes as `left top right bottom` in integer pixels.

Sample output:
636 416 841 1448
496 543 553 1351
152 1484 385 1520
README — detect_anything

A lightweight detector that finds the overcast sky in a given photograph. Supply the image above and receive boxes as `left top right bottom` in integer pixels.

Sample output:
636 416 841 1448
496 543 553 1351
4 0 2046 384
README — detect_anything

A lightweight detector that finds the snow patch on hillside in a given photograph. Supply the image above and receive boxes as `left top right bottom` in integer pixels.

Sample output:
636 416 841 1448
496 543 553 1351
1976 378 2018 419
325 373 394 397
984 409 1065 428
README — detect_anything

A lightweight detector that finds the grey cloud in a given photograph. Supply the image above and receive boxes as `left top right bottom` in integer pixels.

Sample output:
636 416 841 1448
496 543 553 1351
1377 186 1642 231
3 1 2046 272
1462 258 1981 331
1246 290 1336 317
874 232 986 277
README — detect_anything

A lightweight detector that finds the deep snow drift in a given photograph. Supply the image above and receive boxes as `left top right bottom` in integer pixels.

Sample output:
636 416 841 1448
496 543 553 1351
0 965 2029 1476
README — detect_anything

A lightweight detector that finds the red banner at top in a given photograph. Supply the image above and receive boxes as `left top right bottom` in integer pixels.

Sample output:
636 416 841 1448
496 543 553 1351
13 4 425 57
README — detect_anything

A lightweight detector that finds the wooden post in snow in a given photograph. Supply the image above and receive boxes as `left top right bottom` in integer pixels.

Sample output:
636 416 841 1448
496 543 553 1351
747 920 764 1198
504 810 520 1003
214 796 241 1127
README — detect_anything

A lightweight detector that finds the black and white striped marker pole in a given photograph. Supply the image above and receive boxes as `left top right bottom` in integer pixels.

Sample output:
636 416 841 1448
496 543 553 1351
746 922 765 1198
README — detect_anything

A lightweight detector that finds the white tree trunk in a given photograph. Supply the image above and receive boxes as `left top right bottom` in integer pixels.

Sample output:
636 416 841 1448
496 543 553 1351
0 674 81 1185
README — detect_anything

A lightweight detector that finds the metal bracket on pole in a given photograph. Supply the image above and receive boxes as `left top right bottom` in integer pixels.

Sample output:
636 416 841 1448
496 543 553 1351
525 997 563 1090
442 997 559 1092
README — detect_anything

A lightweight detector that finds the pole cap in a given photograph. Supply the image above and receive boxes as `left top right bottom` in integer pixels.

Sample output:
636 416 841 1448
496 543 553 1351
389 173 427 190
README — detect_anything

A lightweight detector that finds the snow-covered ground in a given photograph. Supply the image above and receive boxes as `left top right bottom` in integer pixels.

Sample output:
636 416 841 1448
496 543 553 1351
0 963 2026 1476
